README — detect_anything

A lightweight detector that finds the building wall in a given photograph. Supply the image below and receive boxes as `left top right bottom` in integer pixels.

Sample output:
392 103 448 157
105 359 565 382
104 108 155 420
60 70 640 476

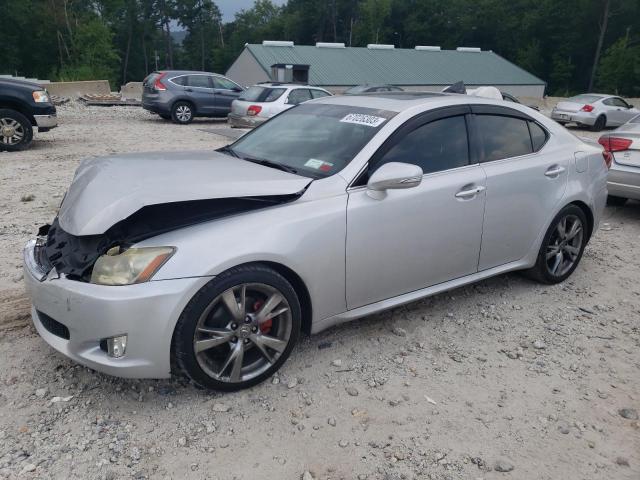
225 49 271 87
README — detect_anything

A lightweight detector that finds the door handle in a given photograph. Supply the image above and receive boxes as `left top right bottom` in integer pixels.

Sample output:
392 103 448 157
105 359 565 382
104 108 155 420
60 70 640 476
544 166 566 178
185 88 193 92
455 185 486 199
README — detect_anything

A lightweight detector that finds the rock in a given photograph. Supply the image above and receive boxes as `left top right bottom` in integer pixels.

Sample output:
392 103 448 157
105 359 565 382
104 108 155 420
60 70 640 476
618 408 638 420
558 425 570 434
338 439 349 448
20 194 35 202
50 395 73 403
178 437 188 447
287 378 298 389
212 403 230 413
533 340 546 350
327 417 337 427
302 471 315 480
345 386 359 397
317 341 332 350
35 388 48 398
331 359 343 367
494 459 515 472
20 464 36 474
391 327 407 337
616 456 630 467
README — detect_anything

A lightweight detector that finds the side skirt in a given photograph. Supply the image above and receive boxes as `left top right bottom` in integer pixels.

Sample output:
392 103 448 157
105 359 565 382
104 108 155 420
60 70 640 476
311 259 531 334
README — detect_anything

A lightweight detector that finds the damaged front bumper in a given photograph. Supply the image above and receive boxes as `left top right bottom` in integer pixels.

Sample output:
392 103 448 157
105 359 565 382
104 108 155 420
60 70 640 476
23 239 212 378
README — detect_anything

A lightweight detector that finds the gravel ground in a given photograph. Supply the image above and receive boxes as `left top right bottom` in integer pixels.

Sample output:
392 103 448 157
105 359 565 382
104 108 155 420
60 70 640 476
0 103 639 480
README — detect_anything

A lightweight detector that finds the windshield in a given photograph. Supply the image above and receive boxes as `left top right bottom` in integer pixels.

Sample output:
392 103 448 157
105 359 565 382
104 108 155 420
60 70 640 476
227 103 396 178
568 94 603 104
238 86 285 102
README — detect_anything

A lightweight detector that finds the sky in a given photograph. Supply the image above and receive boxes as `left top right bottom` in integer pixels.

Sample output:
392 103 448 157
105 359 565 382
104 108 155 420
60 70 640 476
217 0 288 22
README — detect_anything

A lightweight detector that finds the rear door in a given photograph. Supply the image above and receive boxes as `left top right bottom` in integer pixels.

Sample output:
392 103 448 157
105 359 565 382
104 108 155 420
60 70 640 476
212 76 242 115
473 105 569 270
185 74 216 115
285 89 313 107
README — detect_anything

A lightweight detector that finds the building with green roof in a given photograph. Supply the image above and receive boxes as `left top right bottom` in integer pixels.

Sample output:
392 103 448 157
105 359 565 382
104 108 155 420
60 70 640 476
225 41 546 98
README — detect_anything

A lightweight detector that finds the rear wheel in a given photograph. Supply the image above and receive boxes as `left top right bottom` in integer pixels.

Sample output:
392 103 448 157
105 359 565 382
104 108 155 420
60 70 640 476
171 101 194 124
172 264 301 391
607 195 627 207
526 205 588 284
591 115 606 132
0 109 33 151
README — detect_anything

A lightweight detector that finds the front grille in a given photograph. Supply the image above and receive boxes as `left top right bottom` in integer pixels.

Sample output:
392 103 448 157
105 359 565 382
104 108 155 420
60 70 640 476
37 311 70 340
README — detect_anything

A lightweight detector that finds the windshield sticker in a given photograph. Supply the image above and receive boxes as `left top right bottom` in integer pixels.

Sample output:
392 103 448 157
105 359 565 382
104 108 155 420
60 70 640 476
305 159 334 172
340 113 386 127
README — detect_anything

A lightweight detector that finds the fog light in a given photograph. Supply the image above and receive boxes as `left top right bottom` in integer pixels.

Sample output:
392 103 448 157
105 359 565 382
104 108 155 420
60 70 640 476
105 335 128 358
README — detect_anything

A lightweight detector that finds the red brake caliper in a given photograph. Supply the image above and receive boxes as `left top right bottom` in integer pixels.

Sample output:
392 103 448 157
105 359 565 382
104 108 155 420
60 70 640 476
253 300 272 334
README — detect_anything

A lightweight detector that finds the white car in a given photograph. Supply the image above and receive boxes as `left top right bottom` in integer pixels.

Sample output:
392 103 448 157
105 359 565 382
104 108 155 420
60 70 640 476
600 114 640 205
24 93 607 391
551 94 639 131
228 83 332 128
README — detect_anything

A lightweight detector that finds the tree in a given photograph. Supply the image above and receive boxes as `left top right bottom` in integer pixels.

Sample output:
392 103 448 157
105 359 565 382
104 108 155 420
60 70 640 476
597 35 640 95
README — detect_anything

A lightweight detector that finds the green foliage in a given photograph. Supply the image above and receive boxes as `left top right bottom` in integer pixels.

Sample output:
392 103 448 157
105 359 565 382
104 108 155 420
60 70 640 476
596 38 640 96
1 0 639 96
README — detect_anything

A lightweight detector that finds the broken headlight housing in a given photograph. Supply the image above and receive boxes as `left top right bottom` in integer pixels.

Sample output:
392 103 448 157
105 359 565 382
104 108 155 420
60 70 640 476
90 246 175 286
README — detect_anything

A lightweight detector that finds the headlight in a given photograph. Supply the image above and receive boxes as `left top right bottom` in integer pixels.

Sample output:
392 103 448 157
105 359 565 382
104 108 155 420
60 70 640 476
90 246 175 286
32 90 51 103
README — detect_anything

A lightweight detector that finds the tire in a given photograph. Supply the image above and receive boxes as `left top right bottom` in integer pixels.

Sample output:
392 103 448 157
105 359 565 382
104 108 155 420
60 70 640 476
171 101 194 124
526 205 588 284
0 109 33 151
591 115 606 132
172 264 301 391
607 195 627 207
159 114 171 120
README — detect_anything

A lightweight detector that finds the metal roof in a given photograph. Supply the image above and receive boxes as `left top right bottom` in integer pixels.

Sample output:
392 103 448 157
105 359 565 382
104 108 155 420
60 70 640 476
245 44 545 86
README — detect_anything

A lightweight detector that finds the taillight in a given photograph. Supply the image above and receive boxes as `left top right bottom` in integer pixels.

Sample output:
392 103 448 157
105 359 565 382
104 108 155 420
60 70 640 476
581 104 594 112
153 73 167 91
602 151 613 169
247 105 262 116
598 136 632 152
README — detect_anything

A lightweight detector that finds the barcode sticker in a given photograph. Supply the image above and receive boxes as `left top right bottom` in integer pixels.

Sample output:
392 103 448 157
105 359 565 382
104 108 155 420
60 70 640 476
340 113 386 127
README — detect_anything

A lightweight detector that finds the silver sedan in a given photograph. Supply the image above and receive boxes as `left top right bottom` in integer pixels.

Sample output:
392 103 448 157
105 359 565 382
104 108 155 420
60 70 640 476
24 93 608 390
551 93 639 131
600 114 640 205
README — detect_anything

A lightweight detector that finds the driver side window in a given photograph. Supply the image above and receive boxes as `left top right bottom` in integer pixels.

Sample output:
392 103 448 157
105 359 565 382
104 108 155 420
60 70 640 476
373 116 470 176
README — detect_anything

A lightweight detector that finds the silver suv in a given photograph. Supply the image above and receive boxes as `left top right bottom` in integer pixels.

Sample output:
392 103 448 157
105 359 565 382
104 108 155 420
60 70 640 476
228 83 331 128
142 70 244 124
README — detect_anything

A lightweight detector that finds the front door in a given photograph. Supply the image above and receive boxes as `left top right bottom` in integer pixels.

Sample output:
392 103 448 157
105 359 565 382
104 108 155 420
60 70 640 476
472 106 569 270
346 108 486 309
212 77 242 115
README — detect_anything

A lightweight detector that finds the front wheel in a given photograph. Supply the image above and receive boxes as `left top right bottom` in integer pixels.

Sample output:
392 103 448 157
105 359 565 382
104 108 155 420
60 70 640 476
172 264 301 391
526 205 588 284
0 109 33 151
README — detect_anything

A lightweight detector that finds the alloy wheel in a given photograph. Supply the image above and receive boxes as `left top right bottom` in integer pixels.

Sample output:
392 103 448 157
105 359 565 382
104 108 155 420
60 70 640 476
193 283 292 383
175 105 192 122
545 214 583 277
0 117 25 146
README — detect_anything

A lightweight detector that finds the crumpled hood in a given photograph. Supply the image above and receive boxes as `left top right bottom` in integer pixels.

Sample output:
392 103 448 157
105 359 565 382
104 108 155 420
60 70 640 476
58 150 311 236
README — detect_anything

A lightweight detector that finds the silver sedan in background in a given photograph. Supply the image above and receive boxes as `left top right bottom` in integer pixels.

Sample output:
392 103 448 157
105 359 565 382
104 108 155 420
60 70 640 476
24 93 607 391
600 114 640 205
552 93 639 131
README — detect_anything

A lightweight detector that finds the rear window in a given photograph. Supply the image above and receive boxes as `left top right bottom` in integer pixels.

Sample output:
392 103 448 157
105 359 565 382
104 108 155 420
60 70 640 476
478 115 533 161
238 86 285 102
568 94 602 104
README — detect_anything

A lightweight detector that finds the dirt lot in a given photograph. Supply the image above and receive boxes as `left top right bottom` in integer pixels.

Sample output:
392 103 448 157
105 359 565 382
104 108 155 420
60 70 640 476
0 104 639 480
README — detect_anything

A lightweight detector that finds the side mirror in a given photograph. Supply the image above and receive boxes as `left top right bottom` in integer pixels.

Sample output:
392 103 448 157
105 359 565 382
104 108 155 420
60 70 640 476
366 162 423 200
628 104 634 109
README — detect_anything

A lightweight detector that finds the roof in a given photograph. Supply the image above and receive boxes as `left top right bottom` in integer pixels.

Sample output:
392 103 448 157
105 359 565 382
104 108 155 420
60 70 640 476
244 44 545 87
